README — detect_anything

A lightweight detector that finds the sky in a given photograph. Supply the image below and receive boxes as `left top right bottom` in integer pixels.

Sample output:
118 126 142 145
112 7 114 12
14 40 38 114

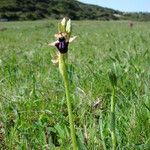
79 0 150 12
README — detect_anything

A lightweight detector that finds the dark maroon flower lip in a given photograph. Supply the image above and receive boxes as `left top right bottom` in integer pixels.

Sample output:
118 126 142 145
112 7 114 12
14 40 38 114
55 39 69 54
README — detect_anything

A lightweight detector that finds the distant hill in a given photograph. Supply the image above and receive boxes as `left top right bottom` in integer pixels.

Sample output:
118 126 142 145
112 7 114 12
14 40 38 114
0 0 150 21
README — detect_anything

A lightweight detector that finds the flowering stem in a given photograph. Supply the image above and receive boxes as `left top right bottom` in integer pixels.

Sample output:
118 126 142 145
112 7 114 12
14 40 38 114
99 111 107 150
58 53 77 150
110 86 116 150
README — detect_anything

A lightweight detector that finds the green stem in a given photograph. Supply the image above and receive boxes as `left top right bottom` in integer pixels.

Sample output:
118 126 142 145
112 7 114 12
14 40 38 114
59 53 77 150
110 86 116 150
99 111 107 150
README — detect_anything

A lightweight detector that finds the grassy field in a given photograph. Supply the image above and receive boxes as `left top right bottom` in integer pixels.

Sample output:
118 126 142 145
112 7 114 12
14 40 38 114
0 20 150 149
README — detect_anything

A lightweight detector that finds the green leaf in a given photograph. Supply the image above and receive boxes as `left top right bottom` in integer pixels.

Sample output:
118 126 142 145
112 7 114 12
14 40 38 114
77 130 87 150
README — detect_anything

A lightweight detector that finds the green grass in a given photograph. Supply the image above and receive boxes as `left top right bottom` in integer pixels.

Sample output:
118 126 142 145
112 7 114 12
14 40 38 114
0 20 150 149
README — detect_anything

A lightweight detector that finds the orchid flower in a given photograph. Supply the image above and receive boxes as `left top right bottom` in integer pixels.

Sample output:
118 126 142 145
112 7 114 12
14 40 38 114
48 18 77 64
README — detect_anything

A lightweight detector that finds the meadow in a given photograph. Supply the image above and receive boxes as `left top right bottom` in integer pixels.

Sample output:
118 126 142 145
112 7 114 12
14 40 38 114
0 20 150 149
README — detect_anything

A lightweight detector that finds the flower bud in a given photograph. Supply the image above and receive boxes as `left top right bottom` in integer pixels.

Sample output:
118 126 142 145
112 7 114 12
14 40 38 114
108 70 117 87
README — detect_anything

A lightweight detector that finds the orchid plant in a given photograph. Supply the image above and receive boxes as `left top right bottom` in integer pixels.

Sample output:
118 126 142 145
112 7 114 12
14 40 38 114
109 69 117 150
48 18 77 150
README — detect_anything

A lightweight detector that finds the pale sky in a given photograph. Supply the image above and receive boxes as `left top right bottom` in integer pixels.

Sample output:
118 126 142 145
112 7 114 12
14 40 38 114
79 0 150 12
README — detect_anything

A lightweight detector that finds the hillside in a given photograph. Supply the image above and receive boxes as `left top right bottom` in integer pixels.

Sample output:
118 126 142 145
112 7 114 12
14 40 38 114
0 0 150 21
0 0 122 21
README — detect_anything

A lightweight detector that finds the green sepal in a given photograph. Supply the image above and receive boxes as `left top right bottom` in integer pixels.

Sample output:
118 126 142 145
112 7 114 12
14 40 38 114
61 17 66 32
58 23 63 33
66 19 72 34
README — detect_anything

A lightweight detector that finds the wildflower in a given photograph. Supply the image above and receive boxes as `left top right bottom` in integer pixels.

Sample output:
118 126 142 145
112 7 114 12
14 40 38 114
48 18 76 64
48 32 77 53
48 18 78 149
